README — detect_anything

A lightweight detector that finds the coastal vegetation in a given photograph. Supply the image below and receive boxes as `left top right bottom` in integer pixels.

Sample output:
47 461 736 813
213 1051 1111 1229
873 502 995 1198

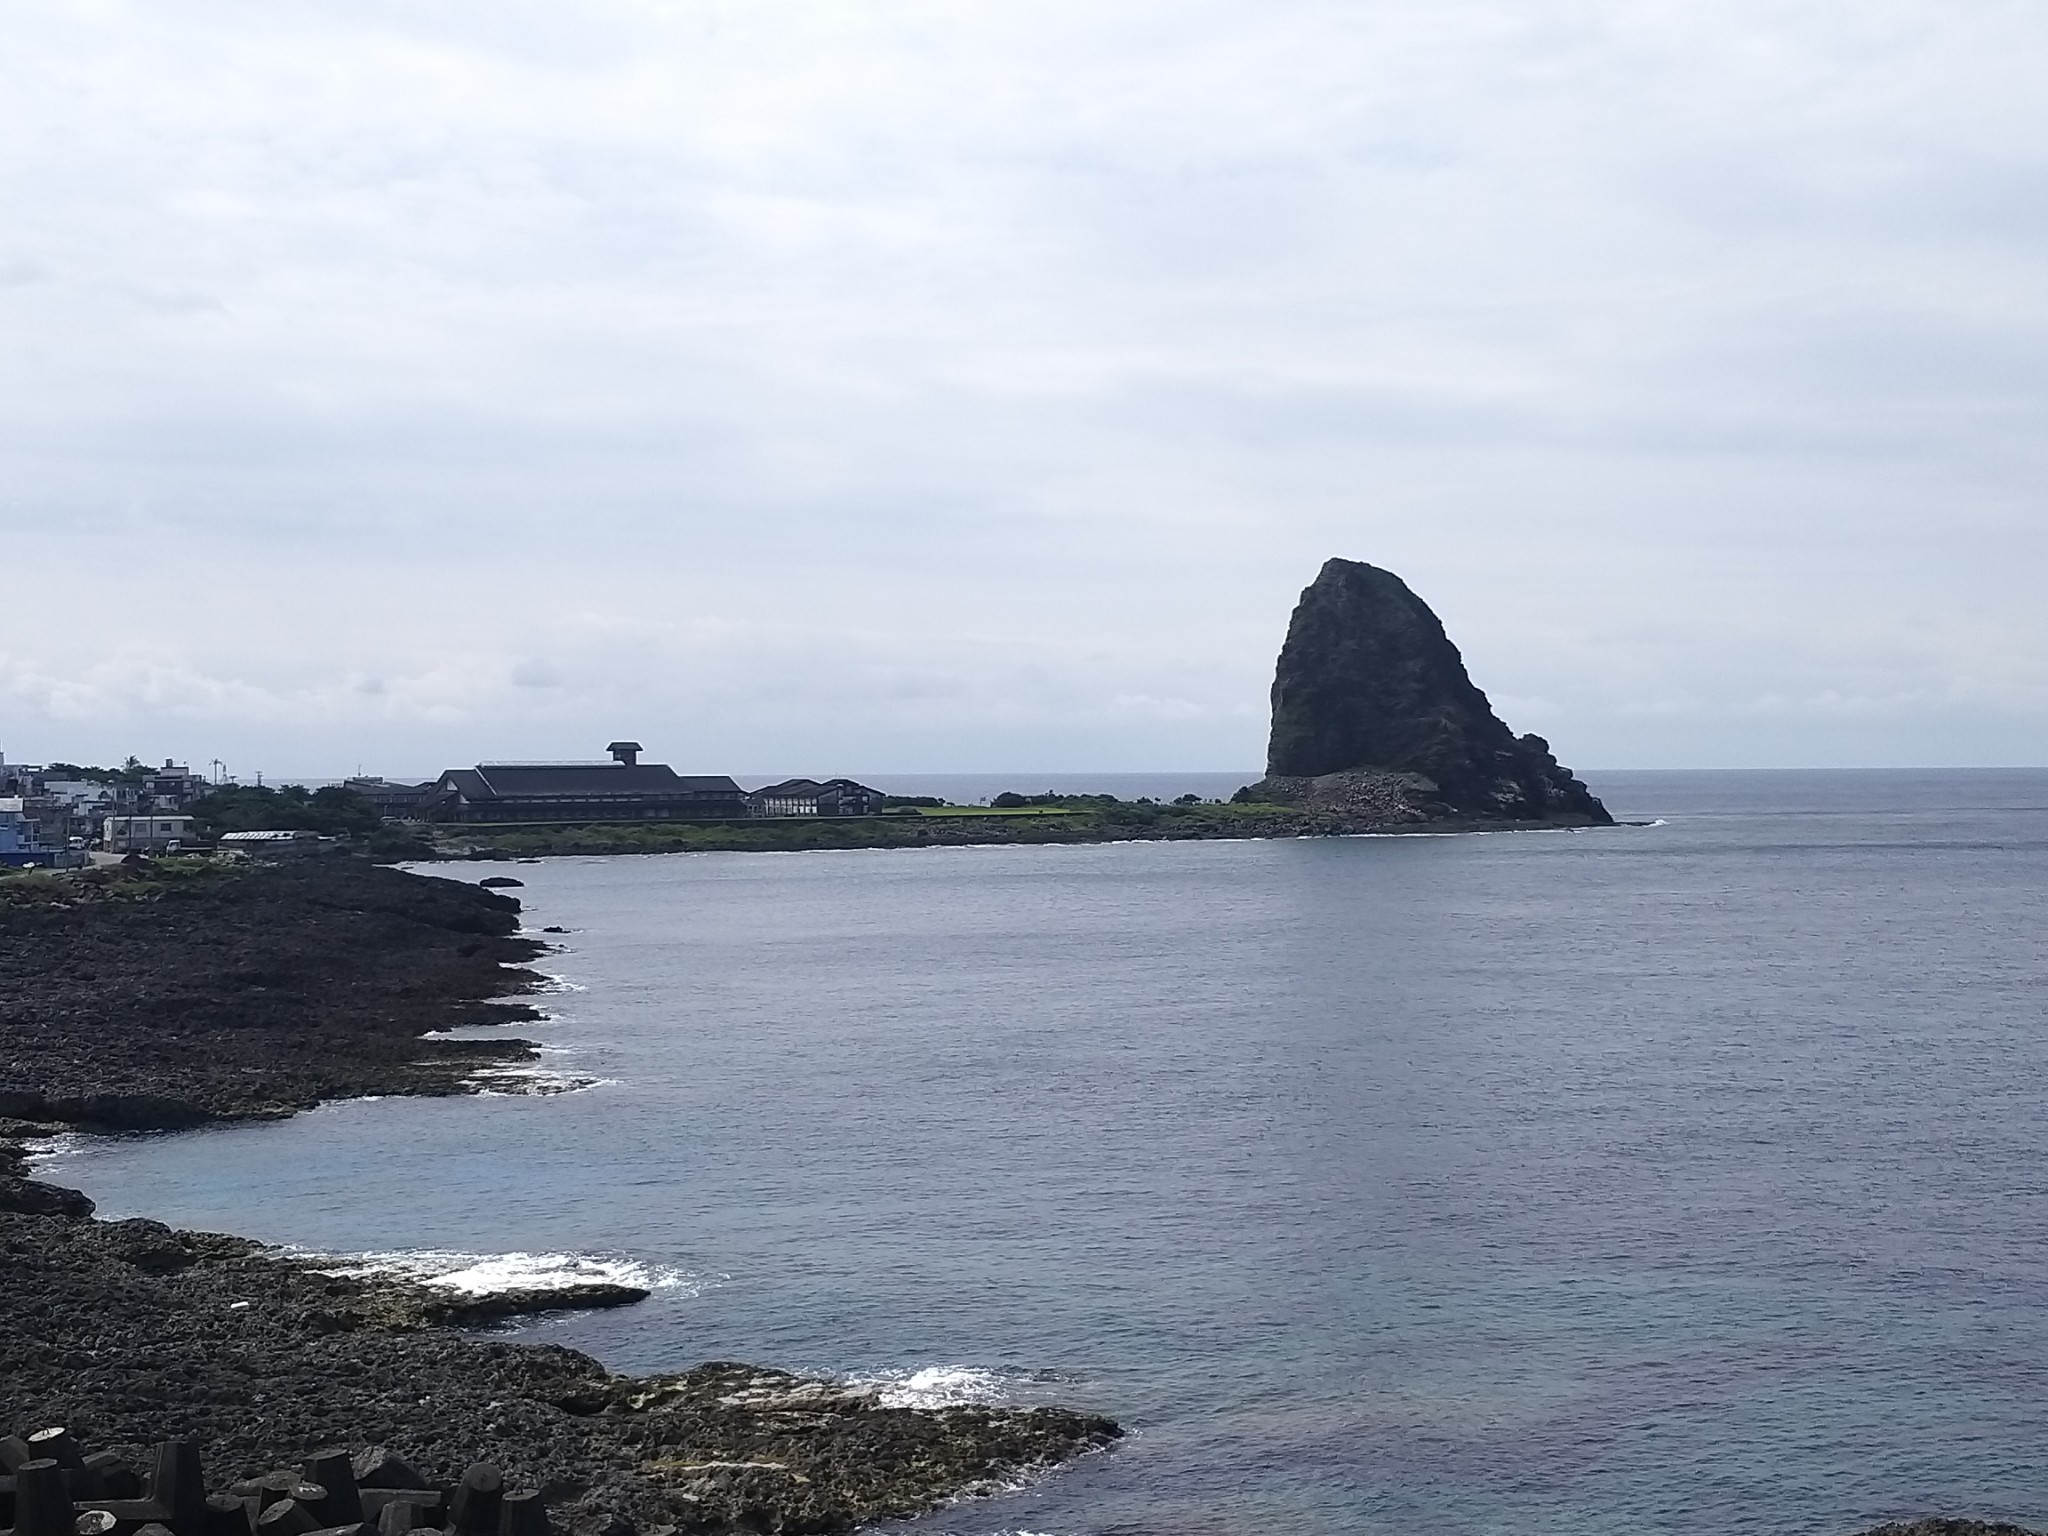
40 756 154 784
424 797 1318 858
187 782 381 839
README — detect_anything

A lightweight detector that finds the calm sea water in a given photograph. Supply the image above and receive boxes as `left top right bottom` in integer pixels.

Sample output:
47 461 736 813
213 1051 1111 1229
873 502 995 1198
44 770 2048 1536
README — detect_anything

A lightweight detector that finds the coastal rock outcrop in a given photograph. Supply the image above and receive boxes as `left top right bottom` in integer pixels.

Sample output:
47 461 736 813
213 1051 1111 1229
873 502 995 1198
0 859 1121 1534
0 862 545 1128
1255 558 1610 826
0 1195 1119 1535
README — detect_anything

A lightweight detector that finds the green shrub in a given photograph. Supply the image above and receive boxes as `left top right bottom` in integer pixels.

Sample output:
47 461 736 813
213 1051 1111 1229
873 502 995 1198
189 783 380 838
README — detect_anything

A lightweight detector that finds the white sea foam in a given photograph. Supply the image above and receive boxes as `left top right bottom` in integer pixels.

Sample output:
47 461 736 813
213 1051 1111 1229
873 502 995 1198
301 1247 698 1296
505 960 587 994
848 1364 1009 1409
20 1129 93 1162
463 1063 610 1095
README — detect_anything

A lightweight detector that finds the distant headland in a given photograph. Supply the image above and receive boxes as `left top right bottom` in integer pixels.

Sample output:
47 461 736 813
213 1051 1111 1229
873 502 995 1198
410 556 1610 856
1 558 1609 865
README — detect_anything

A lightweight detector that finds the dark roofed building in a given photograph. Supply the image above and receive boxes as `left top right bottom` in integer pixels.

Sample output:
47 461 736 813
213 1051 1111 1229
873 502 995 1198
345 776 434 821
422 743 748 824
748 777 888 818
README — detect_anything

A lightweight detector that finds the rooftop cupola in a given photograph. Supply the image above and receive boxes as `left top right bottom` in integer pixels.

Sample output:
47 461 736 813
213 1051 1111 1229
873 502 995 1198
607 741 642 767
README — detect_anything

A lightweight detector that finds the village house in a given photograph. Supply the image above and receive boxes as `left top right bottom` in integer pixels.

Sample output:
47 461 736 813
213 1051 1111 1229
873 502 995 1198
34 780 123 847
102 813 196 854
0 798 78 868
141 761 209 810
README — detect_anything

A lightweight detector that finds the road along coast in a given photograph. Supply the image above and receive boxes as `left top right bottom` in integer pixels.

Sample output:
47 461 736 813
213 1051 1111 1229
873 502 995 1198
0 860 1120 1535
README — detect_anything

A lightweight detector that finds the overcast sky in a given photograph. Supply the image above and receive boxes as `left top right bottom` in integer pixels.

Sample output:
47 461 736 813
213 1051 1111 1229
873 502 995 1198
3 1 2044 779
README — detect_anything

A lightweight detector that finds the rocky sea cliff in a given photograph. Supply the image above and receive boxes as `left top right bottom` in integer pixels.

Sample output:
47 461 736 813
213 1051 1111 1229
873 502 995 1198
1252 557 1611 829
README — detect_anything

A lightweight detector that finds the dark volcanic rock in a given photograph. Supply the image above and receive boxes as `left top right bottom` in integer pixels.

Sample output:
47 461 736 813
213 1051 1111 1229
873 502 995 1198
390 1284 652 1331
1262 557 1611 825
0 1175 96 1216
86 1216 196 1272
0 860 1122 1533
0 862 543 1126
0 1203 1119 1535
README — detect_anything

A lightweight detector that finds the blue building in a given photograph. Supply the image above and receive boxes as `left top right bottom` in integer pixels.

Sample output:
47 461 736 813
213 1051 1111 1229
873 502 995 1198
0 799 59 868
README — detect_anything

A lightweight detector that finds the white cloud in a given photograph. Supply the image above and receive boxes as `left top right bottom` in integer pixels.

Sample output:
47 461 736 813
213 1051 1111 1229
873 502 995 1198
1 0 2045 772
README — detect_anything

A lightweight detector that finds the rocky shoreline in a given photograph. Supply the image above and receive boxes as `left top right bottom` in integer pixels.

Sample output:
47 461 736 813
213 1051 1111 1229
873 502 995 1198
420 795 1610 862
5 859 2024 1536
0 860 546 1127
0 860 1119 1534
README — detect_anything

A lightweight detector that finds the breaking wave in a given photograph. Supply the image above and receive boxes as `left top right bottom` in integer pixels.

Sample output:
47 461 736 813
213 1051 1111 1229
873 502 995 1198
463 1062 612 1095
20 1129 94 1163
527 971 589 994
298 1247 698 1296
847 1365 1010 1409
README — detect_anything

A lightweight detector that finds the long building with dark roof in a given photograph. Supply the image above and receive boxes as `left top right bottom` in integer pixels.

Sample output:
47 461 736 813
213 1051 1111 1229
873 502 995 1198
421 742 749 823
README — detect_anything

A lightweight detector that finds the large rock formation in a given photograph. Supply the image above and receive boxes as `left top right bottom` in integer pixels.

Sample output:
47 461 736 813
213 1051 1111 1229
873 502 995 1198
1257 558 1610 826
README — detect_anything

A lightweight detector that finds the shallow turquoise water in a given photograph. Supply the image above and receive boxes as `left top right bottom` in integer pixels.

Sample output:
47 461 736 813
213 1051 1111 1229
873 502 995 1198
47 770 2048 1536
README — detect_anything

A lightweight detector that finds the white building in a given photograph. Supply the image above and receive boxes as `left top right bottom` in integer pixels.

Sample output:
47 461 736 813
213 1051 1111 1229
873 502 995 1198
42 779 120 814
104 814 195 853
